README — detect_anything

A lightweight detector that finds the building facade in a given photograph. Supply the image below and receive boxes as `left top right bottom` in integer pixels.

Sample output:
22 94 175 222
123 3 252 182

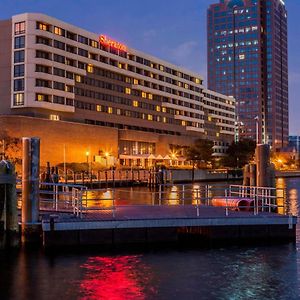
207 0 288 149
0 13 235 167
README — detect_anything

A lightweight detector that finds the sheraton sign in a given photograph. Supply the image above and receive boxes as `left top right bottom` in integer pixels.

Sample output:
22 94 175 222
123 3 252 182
99 35 127 52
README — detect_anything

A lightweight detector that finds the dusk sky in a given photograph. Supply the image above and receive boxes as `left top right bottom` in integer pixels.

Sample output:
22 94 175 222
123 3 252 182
1 0 299 133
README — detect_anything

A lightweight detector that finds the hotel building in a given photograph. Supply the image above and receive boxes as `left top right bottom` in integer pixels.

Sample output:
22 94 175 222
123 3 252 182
0 13 235 167
207 0 288 149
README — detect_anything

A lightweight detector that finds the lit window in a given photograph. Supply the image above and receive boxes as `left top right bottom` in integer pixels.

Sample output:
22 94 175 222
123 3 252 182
134 79 139 85
216 132 220 137
54 26 63 36
178 82 182 87
160 65 164 71
156 106 161 112
117 109 121 115
125 88 131 95
96 105 101 112
75 75 82 83
195 78 201 84
142 92 147 98
37 94 44 101
163 117 167 123
38 22 49 31
148 94 153 100
162 107 167 113
108 107 113 114
13 93 24 106
14 22 25 35
133 100 139 107
90 40 98 48
184 83 189 89
239 54 245 60
148 114 153 121
150 73 154 78
208 116 212 122
118 63 123 69
182 121 186 126
87 64 94 73
50 114 60 121
126 77 131 83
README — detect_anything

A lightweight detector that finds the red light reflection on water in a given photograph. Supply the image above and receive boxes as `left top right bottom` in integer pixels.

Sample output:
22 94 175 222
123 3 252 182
80 255 155 300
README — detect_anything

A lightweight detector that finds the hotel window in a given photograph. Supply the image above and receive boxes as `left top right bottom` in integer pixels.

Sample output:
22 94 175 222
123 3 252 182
14 50 25 63
75 75 82 83
148 115 153 121
36 64 51 74
53 40 65 50
53 81 65 91
134 79 139 85
13 93 24 106
117 109 121 115
78 48 88 57
156 106 161 112
108 107 113 114
14 64 24 77
87 64 94 73
66 98 74 106
163 117 167 123
148 94 153 100
54 26 64 36
78 35 88 45
53 96 65 104
90 40 98 48
36 93 50 102
50 114 60 121
14 79 24 91
36 22 50 32
36 50 51 60
14 36 25 49
162 107 167 113
142 92 147 98
133 100 139 107
14 22 25 35
54 54 65 63
181 121 186 126
159 65 164 71
65 85 74 93
125 88 131 95
53 67 65 77
96 105 102 112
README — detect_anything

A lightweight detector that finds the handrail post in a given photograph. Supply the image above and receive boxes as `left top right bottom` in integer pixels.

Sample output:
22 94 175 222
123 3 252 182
225 189 228 216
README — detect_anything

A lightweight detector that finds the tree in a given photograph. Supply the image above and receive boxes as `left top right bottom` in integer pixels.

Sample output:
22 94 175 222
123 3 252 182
221 139 256 168
0 130 22 169
186 139 214 168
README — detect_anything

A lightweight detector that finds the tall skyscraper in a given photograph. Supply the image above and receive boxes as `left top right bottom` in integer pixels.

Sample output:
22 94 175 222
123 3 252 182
207 0 288 149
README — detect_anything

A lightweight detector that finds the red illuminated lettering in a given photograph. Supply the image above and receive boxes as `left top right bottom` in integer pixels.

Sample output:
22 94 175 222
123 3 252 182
99 35 127 52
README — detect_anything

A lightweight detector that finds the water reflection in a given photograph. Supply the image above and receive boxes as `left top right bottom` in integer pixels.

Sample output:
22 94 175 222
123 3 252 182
79 255 156 300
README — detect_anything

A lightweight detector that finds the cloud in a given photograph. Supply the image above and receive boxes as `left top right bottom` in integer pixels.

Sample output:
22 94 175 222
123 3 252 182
170 40 199 61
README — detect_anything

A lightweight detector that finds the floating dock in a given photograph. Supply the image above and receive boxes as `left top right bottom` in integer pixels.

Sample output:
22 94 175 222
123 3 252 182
42 206 297 247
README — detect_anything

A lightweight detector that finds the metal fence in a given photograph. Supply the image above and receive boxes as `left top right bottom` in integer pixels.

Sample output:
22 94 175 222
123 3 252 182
17 183 287 219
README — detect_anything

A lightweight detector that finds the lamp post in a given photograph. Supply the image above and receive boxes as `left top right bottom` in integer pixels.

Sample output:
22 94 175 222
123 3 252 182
86 151 90 178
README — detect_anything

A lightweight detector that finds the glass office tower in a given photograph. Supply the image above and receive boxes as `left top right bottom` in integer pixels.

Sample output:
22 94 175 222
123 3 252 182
207 0 288 149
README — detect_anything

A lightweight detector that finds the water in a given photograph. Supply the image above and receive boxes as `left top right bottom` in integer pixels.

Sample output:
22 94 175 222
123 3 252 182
1 178 300 300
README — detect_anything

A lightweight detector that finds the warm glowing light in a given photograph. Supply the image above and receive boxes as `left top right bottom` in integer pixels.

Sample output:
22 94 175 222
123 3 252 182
99 35 127 52
86 151 90 156
105 152 110 158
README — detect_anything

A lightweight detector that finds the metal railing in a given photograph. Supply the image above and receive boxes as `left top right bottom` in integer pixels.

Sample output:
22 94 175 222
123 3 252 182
17 183 287 219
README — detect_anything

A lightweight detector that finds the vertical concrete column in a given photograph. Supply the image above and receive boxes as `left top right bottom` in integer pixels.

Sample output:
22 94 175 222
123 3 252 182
243 164 250 186
249 164 257 187
21 138 40 242
256 144 270 187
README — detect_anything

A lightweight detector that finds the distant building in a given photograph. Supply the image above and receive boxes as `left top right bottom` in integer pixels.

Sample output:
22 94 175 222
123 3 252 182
0 13 235 167
289 136 300 153
207 0 288 150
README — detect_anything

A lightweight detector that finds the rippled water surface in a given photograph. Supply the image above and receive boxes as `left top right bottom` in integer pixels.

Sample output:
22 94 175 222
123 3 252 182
1 178 300 300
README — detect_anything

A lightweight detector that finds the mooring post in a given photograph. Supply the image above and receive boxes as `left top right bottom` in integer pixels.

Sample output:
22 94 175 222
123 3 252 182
256 144 271 188
21 137 41 243
0 160 18 248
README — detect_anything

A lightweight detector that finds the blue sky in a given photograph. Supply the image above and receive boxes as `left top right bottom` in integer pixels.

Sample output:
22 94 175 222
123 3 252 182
0 0 299 133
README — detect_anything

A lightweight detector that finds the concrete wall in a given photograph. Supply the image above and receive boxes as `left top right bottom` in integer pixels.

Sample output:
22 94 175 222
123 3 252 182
0 20 12 115
0 115 119 166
